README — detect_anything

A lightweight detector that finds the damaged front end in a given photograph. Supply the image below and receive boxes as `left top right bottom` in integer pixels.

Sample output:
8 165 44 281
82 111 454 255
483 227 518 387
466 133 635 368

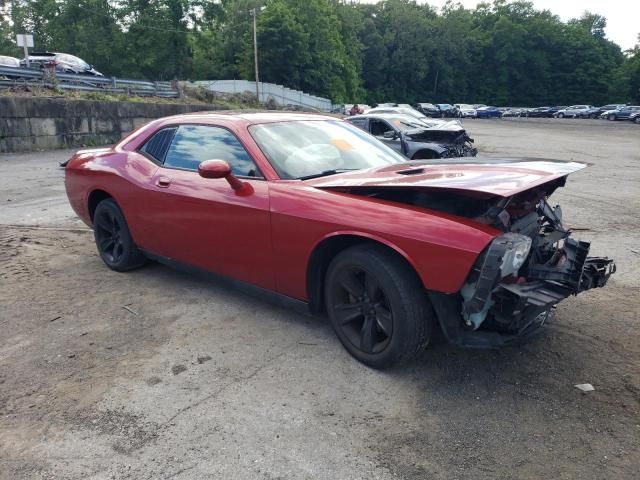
404 124 478 159
431 193 615 348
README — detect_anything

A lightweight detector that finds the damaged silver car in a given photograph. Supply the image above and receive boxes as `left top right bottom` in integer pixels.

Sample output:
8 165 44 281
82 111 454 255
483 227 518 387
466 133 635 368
347 113 477 159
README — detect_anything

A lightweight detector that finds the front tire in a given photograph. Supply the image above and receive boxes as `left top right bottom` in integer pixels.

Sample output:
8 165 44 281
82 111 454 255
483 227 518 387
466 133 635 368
93 198 147 272
325 244 433 369
608 114 616 121
557 113 564 118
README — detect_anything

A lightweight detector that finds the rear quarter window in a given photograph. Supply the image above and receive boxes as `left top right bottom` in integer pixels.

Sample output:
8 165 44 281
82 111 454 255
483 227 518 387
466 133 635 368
140 127 177 164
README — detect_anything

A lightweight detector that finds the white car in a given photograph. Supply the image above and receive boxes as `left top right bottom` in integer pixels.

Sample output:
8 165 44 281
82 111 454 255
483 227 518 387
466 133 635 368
0 56 22 79
554 105 593 118
455 104 477 118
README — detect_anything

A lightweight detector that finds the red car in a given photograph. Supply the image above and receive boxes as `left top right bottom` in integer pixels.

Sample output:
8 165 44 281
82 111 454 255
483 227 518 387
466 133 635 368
65 112 615 368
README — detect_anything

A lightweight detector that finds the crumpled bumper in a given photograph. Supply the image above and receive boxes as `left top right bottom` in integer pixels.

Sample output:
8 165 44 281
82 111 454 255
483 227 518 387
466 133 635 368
430 239 615 349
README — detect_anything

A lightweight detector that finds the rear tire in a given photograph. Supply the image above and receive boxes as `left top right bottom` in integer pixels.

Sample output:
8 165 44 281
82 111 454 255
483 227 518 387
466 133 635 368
325 244 433 369
93 199 147 272
635 117 640 124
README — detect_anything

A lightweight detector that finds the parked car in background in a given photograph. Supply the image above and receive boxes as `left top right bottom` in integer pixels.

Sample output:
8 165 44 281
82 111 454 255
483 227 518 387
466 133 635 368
576 106 603 119
629 111 640 124
20 52 103 76
601 105 640 121
347 113 476 159
365 106 433 123
373 102 398 108
455 104 477 118
475 106 502 118
63 112 615 368
524 106 565 118
0 55 21 79
501 108 523 117
590 104 626 118
554 105 592 118
436 104 460 118
0 55 20 68
413 103 442 118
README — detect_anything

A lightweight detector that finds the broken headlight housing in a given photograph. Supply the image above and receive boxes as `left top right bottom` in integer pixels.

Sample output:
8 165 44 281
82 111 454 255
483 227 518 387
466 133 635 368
496 233 532 277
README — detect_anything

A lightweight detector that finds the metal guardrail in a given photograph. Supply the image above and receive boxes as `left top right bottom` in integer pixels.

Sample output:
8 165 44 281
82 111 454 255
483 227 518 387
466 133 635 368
188 80 333 112
0 66 180 98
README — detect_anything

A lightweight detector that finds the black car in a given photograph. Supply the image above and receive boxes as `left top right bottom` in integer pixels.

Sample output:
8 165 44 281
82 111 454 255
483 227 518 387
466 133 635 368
413 103 441 118
346 113 477 159
436 103 460 118
524 106 565 118
591 104 626 118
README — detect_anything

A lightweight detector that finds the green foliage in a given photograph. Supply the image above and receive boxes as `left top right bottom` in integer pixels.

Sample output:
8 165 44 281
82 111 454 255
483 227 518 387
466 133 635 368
0 0 638 104
238 0 310 89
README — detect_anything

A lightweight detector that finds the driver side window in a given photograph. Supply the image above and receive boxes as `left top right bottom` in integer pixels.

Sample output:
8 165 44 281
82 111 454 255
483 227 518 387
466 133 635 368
370 119 393 137
163 125 262 178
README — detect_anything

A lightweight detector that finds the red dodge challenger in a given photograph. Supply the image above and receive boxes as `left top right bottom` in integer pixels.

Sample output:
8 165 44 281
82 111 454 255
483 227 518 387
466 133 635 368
65 112 615 368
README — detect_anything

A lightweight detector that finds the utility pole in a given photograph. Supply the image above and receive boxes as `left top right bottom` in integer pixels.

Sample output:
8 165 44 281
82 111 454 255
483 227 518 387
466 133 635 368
433 69 439 97
251 8 260 104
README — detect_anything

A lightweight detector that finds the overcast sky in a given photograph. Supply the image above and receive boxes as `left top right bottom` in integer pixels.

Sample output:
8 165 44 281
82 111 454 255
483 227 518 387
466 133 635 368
356 0 639 50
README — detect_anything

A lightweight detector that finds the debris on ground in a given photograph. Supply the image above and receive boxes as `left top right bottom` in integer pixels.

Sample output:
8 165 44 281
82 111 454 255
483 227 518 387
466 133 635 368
575 383 595 392
121 305 139 316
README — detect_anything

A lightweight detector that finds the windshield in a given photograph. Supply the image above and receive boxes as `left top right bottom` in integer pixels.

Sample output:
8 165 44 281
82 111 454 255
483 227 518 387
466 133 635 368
249 120 405 180
383 116 430 131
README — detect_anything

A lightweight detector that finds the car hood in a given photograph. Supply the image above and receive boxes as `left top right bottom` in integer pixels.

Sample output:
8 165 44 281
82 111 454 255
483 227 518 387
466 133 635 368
306 158 587 197
405 121 464 135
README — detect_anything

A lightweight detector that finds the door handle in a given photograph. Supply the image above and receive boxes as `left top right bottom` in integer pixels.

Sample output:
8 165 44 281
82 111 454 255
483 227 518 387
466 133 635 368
156 177 171 188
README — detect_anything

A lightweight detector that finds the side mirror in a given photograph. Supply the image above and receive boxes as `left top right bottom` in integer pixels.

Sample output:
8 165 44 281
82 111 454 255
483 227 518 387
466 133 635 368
198 159 248 193
383 130 396 139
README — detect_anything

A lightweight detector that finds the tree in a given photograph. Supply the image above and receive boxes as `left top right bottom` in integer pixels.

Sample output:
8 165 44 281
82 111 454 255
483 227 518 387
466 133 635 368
237 0 309 90
0 0 635 104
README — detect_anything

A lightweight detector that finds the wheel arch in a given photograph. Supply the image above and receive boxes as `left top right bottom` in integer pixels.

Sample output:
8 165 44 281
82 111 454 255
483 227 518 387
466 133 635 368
306 232 423 314
87 189 114 222
410 148 442 160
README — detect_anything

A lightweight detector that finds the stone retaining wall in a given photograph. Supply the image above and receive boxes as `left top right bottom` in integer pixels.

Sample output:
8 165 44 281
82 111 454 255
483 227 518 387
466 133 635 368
0 97 222 153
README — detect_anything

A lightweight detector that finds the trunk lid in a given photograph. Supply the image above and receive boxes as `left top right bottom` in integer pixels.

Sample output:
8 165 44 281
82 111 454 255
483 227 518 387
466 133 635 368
306 158 587 197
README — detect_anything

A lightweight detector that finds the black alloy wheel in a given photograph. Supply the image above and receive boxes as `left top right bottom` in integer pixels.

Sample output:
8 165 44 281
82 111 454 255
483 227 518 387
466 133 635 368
325 244 433 369
330 265 393 355
95 207 124 264
93 198 147 271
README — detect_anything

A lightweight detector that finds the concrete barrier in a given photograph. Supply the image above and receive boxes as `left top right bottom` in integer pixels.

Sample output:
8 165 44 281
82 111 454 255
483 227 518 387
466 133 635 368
0 97 222 153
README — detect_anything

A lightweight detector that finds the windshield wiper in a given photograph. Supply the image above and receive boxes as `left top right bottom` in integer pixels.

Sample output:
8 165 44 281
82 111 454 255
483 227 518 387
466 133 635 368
298 168 358 181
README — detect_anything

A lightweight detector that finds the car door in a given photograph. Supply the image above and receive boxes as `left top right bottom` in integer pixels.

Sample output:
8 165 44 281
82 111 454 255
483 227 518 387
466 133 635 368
141 124 274 290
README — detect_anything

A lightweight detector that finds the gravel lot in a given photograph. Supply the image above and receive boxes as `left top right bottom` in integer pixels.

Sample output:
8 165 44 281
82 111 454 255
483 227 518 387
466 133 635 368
1 118 639 480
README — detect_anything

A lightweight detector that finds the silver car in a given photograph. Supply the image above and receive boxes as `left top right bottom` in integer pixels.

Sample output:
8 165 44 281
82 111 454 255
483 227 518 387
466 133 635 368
20 52 103 76
554 105 593 118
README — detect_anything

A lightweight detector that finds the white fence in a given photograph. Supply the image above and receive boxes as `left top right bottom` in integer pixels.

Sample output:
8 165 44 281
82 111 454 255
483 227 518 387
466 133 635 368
187 79 333 112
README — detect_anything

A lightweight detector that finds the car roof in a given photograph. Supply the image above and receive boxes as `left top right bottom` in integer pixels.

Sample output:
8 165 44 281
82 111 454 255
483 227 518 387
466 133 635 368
348 113 417 121
151 111 336 127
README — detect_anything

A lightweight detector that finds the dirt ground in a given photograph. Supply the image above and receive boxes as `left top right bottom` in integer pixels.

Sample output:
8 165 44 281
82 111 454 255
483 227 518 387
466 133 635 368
1 118 639 480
